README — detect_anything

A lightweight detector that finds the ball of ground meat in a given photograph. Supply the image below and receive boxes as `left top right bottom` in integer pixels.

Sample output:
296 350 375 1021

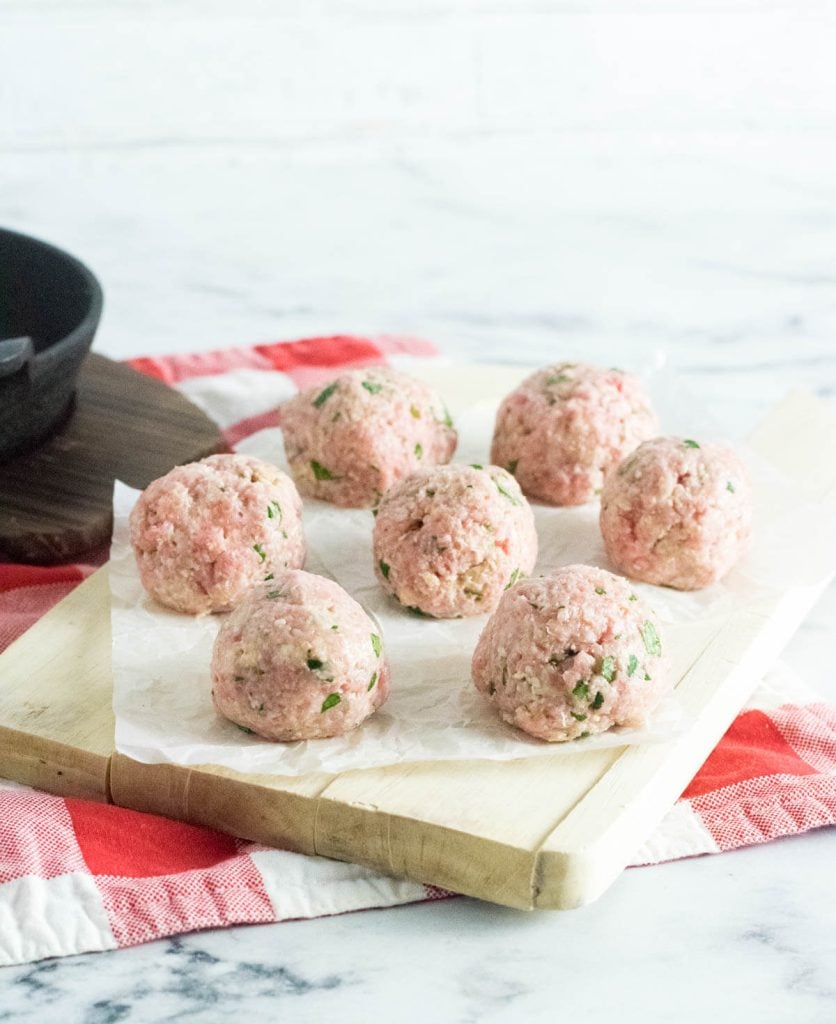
279 367 458 508
212 570 389 741
600 436 752 590
130 454 306 615
490 363 658 506
471 564 670 742
373 464 538 619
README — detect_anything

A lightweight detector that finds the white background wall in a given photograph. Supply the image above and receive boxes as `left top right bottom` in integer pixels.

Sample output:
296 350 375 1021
3 2 835 150
1 1 835 431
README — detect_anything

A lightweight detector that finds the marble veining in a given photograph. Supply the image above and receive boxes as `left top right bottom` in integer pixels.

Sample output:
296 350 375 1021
2 833 836 1023
1 1 835 1019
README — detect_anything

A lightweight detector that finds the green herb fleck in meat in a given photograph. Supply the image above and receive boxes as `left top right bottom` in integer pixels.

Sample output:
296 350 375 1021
311 460 337 481
571 712 587 722
683 439 700 449
253 543 267 562
572 680 589 701
368 671 377 692
410 404 421 419
237 724 255 735
321 693 341 712
362 380 383 394
493 478 521 506
379 560 391 579
640 620 662 657
264 573 275 581
414 443 423 459
266 500 282 521
330 624 339 631
629 593 638 602
627 654 639 677
405 605 431 618
307 657 325 671
727 481 735 493
505 568 522 590
600 656 616 682
265 590 282 600
591 691 604 710
595 586 606 596
470 463 484 470
371 633 383 657
313 382 338 408
644 672 652 681
507 459 518 475
441 406 454 428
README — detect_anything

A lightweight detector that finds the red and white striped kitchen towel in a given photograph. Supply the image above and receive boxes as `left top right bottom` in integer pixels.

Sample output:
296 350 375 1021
1 334 835 967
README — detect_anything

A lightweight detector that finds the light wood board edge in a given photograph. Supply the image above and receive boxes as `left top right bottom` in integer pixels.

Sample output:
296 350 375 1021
0 569 114 801
533 587 828 908
313 746 623 908
109 755 332 855
0 727 110 802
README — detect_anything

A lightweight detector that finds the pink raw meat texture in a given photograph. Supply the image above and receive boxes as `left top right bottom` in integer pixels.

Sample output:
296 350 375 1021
130 454 306 615
472 564 670 742
373 463 538 618
600 436 752 590
280 367 457 508
490 362 658 506
212 570 389 741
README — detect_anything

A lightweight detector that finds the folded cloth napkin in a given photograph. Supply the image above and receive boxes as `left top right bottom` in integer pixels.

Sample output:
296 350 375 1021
1 334 834 967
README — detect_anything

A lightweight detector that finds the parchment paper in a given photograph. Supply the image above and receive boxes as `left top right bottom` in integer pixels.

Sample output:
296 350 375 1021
111 393 836 775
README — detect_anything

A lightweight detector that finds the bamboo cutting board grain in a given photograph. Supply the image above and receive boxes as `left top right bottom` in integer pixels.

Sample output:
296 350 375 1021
0 377 834 910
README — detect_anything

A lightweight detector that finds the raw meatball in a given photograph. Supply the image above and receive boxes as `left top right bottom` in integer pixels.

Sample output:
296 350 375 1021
373 464 538 619
212 570 389 741
600 436 752 590
472 565 670 742
279 367 458 508
490 363 658 506
130 454 306 615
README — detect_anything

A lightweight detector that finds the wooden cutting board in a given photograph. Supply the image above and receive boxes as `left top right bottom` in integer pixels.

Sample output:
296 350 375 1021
0 380 834 911
0 353 226 563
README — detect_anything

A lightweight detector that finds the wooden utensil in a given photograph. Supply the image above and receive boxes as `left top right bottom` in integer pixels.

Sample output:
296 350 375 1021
0 352 226 563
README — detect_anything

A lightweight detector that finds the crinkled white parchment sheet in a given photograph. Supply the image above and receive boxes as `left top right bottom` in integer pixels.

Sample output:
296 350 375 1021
111 390 836 776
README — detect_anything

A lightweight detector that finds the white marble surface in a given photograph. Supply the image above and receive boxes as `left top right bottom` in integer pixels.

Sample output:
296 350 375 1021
2 1 836 1020
2 831 835 1023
